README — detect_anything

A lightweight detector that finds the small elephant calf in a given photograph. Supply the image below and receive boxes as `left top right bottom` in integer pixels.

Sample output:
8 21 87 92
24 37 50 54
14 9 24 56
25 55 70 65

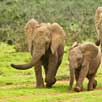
68 42 101 92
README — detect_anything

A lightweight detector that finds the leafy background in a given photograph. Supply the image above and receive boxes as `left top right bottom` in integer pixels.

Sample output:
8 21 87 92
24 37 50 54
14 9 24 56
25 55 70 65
0 0 101 51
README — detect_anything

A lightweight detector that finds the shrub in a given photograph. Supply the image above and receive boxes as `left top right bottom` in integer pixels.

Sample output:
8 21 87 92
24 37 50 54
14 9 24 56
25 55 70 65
0 0 102 51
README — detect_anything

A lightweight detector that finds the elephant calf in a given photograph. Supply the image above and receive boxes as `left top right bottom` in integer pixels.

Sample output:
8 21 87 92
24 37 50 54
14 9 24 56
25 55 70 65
11 20 66 88
68 42 101 92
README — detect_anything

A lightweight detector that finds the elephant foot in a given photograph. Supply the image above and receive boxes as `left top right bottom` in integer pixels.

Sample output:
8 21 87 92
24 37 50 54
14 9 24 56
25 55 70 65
36 83 44 88
46 84 52 88
74 86 83 92
88 80 97 91
45 78 56 88
88 88 93 91
87 83 92 91
36 84 44 88
46 81 56 88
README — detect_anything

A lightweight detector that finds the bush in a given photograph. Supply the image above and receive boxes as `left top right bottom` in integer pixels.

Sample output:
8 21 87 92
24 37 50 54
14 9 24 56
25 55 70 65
0 0 102 51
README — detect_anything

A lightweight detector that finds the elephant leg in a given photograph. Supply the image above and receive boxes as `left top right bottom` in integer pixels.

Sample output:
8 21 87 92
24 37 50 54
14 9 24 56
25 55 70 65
45 53 58 88
75 70 80 81
93 79 97 89
34 61 44 88
87 76 94 91
87 75 97 91
69 70 79 90
74 62 89 92
75 69 84 91
43 64 48 80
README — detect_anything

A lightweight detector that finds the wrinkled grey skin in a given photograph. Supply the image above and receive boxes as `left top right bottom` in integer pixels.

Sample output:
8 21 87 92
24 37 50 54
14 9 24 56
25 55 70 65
68 43 101 92
11 23 66 88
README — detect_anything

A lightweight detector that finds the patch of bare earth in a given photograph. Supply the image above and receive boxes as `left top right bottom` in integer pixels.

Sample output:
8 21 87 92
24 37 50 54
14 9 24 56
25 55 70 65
0 95 34 102
0 83 33 89
0 80 68 89
57 97 81 102
0 93 69 102
1 80 102 101
0 80 70 102
57 80 68 83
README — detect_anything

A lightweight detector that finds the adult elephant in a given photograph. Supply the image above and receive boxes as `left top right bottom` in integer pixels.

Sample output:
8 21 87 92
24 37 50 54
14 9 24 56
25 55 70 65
68 42 101 92
11 22 66 88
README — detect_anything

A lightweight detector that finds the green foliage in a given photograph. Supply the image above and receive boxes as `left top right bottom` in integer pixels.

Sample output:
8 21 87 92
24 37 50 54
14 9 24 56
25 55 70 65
0 0 102 50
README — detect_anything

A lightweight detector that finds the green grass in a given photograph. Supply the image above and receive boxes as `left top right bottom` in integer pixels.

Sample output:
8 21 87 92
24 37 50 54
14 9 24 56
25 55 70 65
0 82 102 102
0 43 102 102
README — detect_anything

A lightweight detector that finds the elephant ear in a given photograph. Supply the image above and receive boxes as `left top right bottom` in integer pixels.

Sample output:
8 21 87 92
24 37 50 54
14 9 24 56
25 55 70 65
24 19 39 51
80 43 98 62
24 19 39 34
50 23 66 54
69 42 79 51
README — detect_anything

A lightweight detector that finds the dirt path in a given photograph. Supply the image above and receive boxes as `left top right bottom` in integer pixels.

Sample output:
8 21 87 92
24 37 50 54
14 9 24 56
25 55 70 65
0 93 69 102
0 80 69 101
0 83 33 89
0 80 102 102
0 80 68 89
0 95 34 102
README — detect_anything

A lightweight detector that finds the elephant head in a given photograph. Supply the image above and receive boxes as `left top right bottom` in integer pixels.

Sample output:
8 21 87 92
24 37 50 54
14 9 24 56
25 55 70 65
24 19 39 51
11 23 66 70
68 42 98 89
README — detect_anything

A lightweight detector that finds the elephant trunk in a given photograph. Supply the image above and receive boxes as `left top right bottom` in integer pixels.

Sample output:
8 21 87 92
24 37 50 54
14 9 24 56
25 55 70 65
11 57 37 70
11 48 45 70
